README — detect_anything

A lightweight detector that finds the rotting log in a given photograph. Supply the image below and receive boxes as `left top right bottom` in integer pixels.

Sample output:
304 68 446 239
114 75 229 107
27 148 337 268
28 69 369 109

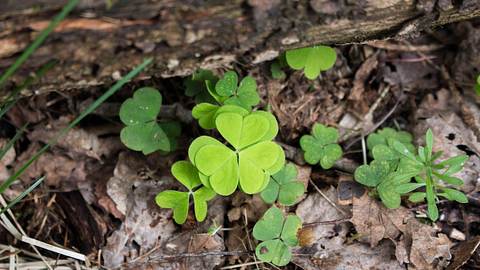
0 0 479 98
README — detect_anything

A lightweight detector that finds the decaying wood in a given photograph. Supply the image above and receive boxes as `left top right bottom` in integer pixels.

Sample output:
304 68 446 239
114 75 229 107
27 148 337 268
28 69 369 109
0 0 479 98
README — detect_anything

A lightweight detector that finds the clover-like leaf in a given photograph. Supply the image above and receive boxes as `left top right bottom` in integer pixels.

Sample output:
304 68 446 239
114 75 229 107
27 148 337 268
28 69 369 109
192 104 249 130
155 160 216 224
367 128 415 153
120 87 179 154
286 46 337 80
354 160 391 187
184 69 218 103
191 111 284 195
253 207 302 267
300 123 342 169
256 239 291 267
261 164 305 205
281 215 302 246
223 76 260 110
215 71 238 96
253 207 284 241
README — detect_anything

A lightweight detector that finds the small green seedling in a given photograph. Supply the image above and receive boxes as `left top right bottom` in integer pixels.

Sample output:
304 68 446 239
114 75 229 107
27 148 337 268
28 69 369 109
253 207 302 266
184 69 218 103
270 55 287 80
192 71 260 129
155 161 216 224
300 123 343 169
189 111 285 196
475 75 480 96
210 71 260 110
355 128 469 221
261 163 305 206
394 129 468 221
367 128 415 154
285 46 336 80
354 160 423 208
119 87 180 154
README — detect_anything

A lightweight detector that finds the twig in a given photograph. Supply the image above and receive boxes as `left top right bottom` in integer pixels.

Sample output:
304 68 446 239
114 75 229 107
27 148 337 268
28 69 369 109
220 261 263 269
309 179 350 217
303 218 351 227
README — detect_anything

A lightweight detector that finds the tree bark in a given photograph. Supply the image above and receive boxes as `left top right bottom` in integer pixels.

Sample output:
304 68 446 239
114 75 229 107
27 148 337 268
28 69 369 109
0 0 479 97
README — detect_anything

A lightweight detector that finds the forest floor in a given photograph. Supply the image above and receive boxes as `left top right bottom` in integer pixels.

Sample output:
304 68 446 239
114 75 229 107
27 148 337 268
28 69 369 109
1 17 480 270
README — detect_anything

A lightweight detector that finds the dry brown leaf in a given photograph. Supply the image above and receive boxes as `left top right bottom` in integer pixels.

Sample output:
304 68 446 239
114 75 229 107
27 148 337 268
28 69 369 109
0 139 15 182
293 187 404 269
351 194 453 269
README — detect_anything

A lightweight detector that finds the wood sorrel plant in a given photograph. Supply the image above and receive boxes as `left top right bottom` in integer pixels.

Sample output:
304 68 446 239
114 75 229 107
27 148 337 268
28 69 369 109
156 70 286 223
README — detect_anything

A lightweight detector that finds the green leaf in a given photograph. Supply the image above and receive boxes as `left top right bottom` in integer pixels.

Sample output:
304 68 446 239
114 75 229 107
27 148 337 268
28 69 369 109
367 128 414 153
120 87 161 125
426 180 438 221
184 69 218 103
155 190 189 224
372 144 398 161
378 183 401 208
188 136 225 165
226 76 260 109
408 192 426 203
253 207 284 241
394 183 425 194
320 144 343 169
192 103 219 129
441 188 468 203
119 87 176 154
261 164 304 205
255 239 291 267
216 71 238 96
260 180 280 204
433 172 464 186
436 154 468 168
300 124 342 169
193 187 216 221
216 113 269 149
281 215 302 246
239 142 282 194
425 129 434 161
195 143 238 196
270 62 286 80
392 140 418 161
171 161 202 190
354 160 390 187
286 46 337 80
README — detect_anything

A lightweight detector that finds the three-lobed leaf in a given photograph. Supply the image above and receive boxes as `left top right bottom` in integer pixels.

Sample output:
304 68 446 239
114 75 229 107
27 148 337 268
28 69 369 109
286 46 337 80
190 111 285 195
300 123 343 169
155 161 216 224
253 207 302 267
120 87 179 154
260 163 305 205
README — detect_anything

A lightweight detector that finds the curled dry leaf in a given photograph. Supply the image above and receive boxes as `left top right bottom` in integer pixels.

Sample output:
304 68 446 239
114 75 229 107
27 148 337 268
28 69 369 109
351 194 453 269
293 186 403 269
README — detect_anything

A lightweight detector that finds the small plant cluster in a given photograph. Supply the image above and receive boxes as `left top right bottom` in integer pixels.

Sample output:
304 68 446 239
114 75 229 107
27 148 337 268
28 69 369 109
354 128 469 221
300 123 343 169
271 45 337 80
119 87 180 154
253 164 306 266
156 70 286 225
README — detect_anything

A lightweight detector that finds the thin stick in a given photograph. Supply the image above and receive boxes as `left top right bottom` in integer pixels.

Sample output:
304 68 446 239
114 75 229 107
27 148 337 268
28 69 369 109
361 136 367 165
8 246 14 270
220 261 263 270
303 218 350 227
20 236 86 261
309 179 350 217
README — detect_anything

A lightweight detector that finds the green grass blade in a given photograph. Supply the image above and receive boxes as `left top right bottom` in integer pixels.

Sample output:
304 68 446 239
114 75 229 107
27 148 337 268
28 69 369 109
0 60 57 120
0 0 78 89
0 176 45 215
0 124 28 160
0 58 152 194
